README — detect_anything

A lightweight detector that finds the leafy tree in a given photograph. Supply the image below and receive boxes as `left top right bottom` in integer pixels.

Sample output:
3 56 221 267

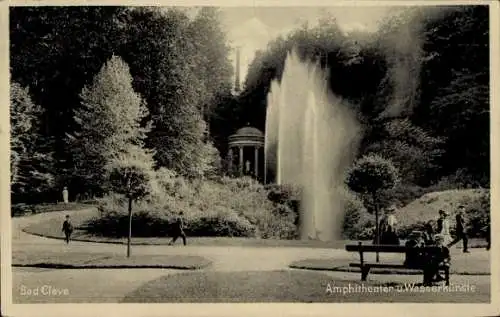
413 6 489 185
363 119 444 185
10 7 127 190
10 82 54 201
188 7 234 125
68 55 150 196
106 145 156 257
198 141 223 180
346 154 398 259
119 8 209 178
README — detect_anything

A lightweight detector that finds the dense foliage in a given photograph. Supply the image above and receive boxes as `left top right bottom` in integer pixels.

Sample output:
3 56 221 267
10 6 490 239
86 175 298 239
10 7 233 198
10 82 54 203
231 6 489 188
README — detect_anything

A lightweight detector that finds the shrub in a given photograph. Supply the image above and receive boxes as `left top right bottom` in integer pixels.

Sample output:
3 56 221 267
346 153 399 211
398 220 433 239
460 189 490 238
86 194 258 238
86 172 303 239
341 190 369 239
265 183 302 205
357 222 376 240
185 207 257 237
259 204 298 239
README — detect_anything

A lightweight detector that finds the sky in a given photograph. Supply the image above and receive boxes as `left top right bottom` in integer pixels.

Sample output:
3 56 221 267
218 6 401 87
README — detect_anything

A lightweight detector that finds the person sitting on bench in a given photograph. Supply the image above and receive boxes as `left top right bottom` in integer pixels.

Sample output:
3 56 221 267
404 231 426 269
423 234 451 285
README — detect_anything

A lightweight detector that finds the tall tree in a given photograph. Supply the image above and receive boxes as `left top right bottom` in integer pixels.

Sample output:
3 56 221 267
68 55 150 196
10 6 127 190
119 8 218 178
10 82 55 202
188 7 234 125
414 6 489 185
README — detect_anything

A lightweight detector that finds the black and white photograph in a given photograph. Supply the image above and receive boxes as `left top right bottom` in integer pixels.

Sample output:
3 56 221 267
1 0 498 315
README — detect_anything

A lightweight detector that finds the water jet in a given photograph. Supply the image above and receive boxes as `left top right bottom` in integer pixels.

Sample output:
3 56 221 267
265 50 360 241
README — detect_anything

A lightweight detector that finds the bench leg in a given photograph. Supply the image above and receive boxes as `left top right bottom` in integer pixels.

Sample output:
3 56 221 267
444 267 450 286
361 266 370 281
422 267 435 286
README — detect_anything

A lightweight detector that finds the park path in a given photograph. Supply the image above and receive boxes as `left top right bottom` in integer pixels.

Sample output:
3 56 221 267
11 208 343 303
11 208 349 271
10 208 491 303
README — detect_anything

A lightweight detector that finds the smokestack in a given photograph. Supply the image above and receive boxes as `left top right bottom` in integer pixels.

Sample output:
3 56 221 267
234 47 241 94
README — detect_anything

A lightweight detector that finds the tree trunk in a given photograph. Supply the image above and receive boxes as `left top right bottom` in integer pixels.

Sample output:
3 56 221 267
373 193 380 263
127 197 133 258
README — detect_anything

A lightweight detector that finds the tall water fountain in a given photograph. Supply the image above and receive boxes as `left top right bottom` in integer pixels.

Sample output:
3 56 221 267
265 50 360 241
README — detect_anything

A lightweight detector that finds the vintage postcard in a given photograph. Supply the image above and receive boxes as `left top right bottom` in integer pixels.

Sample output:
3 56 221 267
1 0 499 316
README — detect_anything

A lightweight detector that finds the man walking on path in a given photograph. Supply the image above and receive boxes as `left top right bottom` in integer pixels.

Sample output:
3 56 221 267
169 212 187 246
62 215 73 244
447 205 469 253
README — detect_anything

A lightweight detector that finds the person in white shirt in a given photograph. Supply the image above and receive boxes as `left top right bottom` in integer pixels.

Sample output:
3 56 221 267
380 205 400 245
437 210 452 246
62 187 69 204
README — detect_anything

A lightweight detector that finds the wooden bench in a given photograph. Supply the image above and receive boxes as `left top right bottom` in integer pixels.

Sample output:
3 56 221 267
345 242 450 286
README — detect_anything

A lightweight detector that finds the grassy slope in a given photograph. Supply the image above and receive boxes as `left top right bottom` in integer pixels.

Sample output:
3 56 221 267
395 188 488 227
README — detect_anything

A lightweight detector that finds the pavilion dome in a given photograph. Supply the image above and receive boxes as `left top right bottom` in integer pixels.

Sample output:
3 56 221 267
228 125 265 148
233 126 264 137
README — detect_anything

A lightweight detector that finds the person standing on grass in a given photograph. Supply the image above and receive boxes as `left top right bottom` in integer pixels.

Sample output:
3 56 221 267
169 211 187 246
379 206 399 245
447 205 469 253
62 187 69 204
62 215 73 244
437 209 452 246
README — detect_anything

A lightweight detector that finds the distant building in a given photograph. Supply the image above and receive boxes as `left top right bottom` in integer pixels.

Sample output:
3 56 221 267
227 124 265 182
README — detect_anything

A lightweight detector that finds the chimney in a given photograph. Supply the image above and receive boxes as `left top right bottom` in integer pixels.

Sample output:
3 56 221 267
234 47 241 94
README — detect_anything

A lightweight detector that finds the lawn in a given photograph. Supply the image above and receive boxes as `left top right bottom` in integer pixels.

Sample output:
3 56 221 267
121 270 490 303
11 202 97 217
12 249 211 269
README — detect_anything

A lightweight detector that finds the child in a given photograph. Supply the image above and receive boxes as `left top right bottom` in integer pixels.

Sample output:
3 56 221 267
62 215 73 244
169 212 187 246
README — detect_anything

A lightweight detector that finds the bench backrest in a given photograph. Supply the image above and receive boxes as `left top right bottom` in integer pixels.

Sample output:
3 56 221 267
345 243 444 254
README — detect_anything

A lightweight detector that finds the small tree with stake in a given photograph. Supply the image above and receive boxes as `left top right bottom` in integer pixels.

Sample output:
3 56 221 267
346 154 399 262
106 146 156 257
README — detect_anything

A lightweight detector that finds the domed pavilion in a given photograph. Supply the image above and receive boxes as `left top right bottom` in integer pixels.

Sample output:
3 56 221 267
227 124 265 180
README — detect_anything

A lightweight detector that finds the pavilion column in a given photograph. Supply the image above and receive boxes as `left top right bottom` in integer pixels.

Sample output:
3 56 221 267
254 147 259 177
227 147 233 172
239 146 244 176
